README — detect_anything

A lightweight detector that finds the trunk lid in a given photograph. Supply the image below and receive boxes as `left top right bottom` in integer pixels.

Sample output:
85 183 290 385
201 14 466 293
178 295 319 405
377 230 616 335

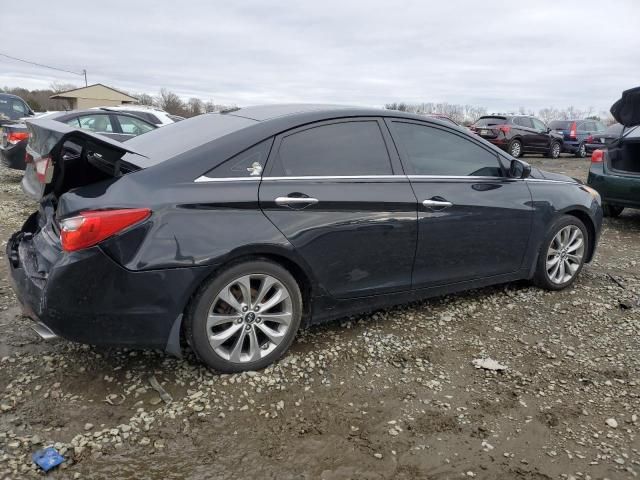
22 118 149 202
610 86 640 127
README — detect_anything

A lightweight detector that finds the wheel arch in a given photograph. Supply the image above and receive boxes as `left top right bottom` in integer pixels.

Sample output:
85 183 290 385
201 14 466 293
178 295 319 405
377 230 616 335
562 208 597 262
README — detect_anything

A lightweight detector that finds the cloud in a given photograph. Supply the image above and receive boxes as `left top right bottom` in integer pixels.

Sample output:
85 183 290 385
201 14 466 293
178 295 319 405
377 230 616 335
1 0 638 112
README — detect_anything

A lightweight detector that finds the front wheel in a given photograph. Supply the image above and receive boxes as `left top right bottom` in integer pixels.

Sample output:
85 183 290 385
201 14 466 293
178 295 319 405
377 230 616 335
534 215 588 291
186 260 303 373
508 139 522 158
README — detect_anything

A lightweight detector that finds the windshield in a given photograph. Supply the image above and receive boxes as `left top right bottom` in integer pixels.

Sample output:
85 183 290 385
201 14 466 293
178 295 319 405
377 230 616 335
474 117 507 127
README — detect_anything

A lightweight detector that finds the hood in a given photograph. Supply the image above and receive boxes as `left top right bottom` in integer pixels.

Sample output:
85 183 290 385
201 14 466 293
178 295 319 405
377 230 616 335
610 86 640 127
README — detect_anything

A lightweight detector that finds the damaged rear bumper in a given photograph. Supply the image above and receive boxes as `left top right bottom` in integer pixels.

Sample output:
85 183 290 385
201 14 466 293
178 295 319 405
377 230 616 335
6 221 206 350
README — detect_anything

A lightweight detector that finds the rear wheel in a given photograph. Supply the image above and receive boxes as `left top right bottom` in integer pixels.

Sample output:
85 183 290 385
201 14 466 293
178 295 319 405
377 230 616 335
548 141 561 159
508 139 522 158
603 203 624 218
186 260 303 373
534 215 588 290
576 143 587 158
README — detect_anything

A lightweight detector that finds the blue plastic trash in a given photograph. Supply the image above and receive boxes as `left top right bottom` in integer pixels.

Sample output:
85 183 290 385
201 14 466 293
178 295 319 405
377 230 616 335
32 447 65 472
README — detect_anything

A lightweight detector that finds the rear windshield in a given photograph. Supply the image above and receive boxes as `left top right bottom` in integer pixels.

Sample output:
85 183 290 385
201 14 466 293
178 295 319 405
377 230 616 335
123 113 257 164
474 117 507 127
549 121 572 130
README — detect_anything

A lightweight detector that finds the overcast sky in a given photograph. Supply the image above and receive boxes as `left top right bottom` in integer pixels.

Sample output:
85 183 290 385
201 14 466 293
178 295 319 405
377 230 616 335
1 0 638 113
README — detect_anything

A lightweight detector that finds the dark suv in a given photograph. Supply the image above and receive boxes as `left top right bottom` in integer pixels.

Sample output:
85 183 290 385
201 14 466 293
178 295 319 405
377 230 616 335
548 119 607 157
470 115 563 158
0 93 34 125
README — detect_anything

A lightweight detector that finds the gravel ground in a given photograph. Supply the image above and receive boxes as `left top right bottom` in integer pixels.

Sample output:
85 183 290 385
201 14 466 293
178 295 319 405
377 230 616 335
0 155 638 480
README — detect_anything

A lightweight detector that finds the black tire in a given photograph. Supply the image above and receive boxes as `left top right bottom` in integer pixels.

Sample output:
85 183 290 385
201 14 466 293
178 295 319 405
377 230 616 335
575 143 587 158
547 141 561 159
533 215 589 291
186 260 303 373
508 139 522 158
603 203 624 218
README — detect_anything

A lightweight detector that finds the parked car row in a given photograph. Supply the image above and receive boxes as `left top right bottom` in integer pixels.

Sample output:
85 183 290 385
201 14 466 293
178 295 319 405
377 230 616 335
0 92 181 171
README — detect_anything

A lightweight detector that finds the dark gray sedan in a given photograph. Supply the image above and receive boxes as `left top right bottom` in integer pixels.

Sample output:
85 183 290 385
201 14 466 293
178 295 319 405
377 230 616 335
7 105 602 373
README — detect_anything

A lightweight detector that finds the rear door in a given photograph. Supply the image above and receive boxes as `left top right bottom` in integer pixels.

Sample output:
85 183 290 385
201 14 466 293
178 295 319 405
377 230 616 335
259 118 418 298
386 119 533 288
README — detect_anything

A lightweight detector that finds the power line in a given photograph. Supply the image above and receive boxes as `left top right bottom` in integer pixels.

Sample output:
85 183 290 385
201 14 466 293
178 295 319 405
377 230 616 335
0 52 87 85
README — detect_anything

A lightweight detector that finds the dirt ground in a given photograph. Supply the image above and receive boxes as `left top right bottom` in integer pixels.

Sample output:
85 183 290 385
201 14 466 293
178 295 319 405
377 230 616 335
0 155 638 480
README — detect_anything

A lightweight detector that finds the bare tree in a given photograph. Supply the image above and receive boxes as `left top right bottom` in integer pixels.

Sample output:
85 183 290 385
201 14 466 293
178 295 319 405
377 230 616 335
156 88 184 115
136 93 155 106
187 97 204 116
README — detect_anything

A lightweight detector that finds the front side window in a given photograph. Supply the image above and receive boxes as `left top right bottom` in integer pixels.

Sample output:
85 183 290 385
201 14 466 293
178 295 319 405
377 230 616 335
391 122 503 177
270 121 392 177
116 115 155 135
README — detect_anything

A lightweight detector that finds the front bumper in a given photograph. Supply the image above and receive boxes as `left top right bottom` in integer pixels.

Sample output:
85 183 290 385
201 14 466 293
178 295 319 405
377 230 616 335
6 226 206 349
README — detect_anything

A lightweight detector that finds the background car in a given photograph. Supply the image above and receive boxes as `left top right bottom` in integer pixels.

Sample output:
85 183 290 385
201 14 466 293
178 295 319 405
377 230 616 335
0 109 156 170
588 125 639 217
469 115 563 158
548 119 607 157
8 105 601 373
585 123 623 153
96 105 181 126
0 93 34 125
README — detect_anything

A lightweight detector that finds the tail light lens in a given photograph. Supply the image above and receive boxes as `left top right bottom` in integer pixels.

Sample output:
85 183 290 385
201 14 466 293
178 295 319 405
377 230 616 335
569 122 577 139
591 149 604 163
34 155 53 183
498 125 511 134
60 208 151 252
7 131 29 144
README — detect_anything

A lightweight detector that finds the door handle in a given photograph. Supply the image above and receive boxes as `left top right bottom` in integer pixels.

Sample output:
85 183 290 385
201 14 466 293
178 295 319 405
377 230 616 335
275 196 319 206
422 199 453 208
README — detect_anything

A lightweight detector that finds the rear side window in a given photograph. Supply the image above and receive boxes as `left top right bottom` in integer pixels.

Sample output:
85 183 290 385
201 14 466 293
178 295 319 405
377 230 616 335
68 114 114 133
391 122 503 177
205 138 273 178
514 117 533 128
474 117 507 127
270 121 392 176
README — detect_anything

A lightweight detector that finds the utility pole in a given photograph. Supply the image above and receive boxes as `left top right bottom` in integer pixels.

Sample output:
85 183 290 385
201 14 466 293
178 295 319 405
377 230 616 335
83 69 87 86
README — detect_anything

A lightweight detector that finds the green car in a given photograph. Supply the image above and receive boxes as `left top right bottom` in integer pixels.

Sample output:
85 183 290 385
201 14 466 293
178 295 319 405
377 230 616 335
587 87 640 217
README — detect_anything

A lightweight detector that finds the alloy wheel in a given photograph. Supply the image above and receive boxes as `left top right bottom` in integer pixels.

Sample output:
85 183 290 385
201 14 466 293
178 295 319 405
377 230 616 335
579 143 586 157
552 143 561 158
206 274 293 363
545 225 585 285
510 141 521 157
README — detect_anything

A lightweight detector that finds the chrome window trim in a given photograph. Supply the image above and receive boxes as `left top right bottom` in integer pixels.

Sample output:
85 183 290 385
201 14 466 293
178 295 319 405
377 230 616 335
194 174 576 184
194 176 261 183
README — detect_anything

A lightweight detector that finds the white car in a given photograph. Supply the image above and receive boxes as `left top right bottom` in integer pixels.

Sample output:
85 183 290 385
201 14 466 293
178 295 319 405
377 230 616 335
91 105 182 127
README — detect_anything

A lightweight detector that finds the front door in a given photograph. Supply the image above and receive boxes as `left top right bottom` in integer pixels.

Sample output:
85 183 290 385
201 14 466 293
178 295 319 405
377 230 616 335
259 118 417 298
386 119 534 288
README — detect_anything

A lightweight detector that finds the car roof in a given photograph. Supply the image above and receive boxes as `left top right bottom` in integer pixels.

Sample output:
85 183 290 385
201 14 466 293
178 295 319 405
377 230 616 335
0 93 24 100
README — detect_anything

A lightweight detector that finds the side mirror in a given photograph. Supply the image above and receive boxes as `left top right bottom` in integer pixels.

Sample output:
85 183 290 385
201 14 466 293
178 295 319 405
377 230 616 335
509 159 531 179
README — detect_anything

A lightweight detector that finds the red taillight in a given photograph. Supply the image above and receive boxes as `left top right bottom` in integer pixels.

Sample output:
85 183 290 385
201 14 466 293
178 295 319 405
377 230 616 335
7 131 29 144
60 208 151 252
591 149 604 163
34 155 53 183
498 125 511 134
569 122 577 139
